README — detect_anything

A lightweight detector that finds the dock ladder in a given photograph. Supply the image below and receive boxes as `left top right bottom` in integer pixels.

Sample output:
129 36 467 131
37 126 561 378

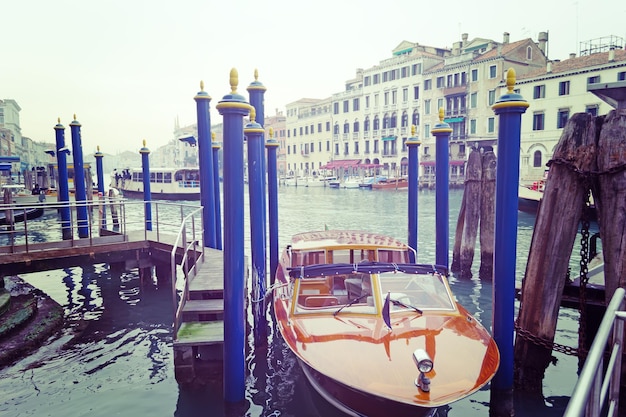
171 207 225 383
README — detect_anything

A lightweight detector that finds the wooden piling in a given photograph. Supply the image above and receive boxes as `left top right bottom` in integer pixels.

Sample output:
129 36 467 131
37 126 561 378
514 112 598 393
479 151 496 279
596 109 626 303
451 149 482 277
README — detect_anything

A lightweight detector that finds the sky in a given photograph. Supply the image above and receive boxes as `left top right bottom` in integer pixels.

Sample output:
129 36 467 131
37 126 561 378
3 0 625 155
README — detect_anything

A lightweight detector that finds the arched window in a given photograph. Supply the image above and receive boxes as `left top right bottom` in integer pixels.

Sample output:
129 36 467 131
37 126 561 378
533 150 542 167
333 123 339 135
373 116 380 130
364 116 370 132
390 112 397 128
526 46 532 60
383 114 390 129
353 119 360 132
343 121 350 134
401 111 409 127
412 110 419 127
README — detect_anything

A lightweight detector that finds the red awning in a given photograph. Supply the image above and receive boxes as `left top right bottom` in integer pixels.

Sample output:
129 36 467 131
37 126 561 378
419 160 465 166
420 161 436 166
320 159 362 170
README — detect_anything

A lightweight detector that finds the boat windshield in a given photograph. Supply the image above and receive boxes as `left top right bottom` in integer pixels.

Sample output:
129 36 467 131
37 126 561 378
294 273 376 315
379 272 456 312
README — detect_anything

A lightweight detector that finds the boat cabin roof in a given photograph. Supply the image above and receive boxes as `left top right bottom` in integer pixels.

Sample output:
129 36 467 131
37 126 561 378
289 230 409 252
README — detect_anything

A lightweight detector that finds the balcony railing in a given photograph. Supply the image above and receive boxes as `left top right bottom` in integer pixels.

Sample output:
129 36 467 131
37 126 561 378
353 132 359 140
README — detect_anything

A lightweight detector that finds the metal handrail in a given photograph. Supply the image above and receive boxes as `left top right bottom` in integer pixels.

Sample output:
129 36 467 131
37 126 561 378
564 287 626 417
170 206 205 336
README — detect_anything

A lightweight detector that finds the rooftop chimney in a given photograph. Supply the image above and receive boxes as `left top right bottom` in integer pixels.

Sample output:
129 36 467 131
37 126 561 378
462 33 468 46
547 61 552 73
609 47 615 62
503 32 510 44
538 31 548 54
569 53 576 59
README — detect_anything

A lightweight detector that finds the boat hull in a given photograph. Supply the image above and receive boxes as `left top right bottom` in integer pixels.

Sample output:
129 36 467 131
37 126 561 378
300 360 436 417
0 207 45 225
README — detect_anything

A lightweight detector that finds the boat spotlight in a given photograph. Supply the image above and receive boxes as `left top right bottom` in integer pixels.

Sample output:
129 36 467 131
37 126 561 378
413 348 433 392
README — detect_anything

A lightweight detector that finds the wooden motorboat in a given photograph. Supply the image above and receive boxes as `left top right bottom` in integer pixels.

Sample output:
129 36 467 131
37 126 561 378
0 205 45 226
272 230 500 417
371 177 408 190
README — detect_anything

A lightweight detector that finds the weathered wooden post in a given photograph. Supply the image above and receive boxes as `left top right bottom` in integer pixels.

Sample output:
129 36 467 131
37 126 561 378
139 140 152 231
513 112 597 397
194 81 217 248
211 132 223 250
266 128 280 283
94 146 106 229
479 150 497 279
432 108 452 267
69 115 89 238
490 68 528 410
451 148 482 277
216 68 250 402
596 109 626 304
406 125 421 263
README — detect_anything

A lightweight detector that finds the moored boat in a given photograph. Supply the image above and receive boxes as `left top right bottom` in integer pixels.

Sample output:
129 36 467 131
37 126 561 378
272 230 500 417
371 177 408 190
111 167 200 200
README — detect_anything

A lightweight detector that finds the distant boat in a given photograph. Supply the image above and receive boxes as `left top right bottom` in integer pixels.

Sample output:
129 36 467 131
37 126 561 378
305 176 338 188
518 183 596 217
371 177 408 190
273 230 500 417
358 175 387 189
111 167 200 200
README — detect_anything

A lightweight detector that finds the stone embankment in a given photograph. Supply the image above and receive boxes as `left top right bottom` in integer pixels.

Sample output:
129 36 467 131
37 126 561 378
0 276 64 368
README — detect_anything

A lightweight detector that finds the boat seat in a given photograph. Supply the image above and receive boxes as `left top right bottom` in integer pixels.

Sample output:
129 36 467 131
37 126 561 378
304 296 339 308
344 279 363 300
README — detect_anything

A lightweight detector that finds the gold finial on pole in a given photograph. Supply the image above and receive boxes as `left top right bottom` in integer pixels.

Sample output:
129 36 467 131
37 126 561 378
411 125 416 136
229 68 239 94
250 107 256 123
97 146 100 152
143 139 146 147
506 68 517 93
269 127 274 138
438 107 445 122
200 80 204 91
212 131 216 141
57 117 61 123
73 113 77 120
254 68 259 81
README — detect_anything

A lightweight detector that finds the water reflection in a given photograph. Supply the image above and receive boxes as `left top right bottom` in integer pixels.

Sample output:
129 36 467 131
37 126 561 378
0 188 586 417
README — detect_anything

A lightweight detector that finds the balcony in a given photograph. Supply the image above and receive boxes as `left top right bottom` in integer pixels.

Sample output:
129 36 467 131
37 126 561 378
342 133 349 141
353 132 359 140
301 151 309 157
333 134 339 142
373 131 380 138
443 84 467 97
364 131 370 138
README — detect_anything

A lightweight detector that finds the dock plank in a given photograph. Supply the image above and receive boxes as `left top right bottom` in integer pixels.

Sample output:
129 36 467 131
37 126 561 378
175 321 224 346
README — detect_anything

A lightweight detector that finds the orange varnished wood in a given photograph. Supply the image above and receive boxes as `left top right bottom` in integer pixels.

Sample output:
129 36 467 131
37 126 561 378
273 230 500 413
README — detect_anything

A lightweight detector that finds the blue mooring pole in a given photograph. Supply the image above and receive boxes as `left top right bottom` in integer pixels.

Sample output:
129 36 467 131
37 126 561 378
245 107 268 346
194 81 217 248
54 119 72 240
211 133 223 250
216 68 250 403
406 125 421 263
266 128 279 283
247 70 268 259
69 115 89 238
94 146 106 229
139 141 152 231
490 68 528 395
432 108 452 268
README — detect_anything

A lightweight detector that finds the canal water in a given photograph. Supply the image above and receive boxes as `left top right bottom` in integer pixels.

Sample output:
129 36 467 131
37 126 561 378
0 186 595 417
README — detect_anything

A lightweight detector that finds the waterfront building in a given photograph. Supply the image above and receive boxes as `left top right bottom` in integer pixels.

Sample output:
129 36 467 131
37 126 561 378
515 37 626 182
283 32 625 185
264 110 287 177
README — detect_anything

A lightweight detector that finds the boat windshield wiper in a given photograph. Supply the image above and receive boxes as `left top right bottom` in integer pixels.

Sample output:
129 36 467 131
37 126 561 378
389 297 423 315
333 294 369 316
